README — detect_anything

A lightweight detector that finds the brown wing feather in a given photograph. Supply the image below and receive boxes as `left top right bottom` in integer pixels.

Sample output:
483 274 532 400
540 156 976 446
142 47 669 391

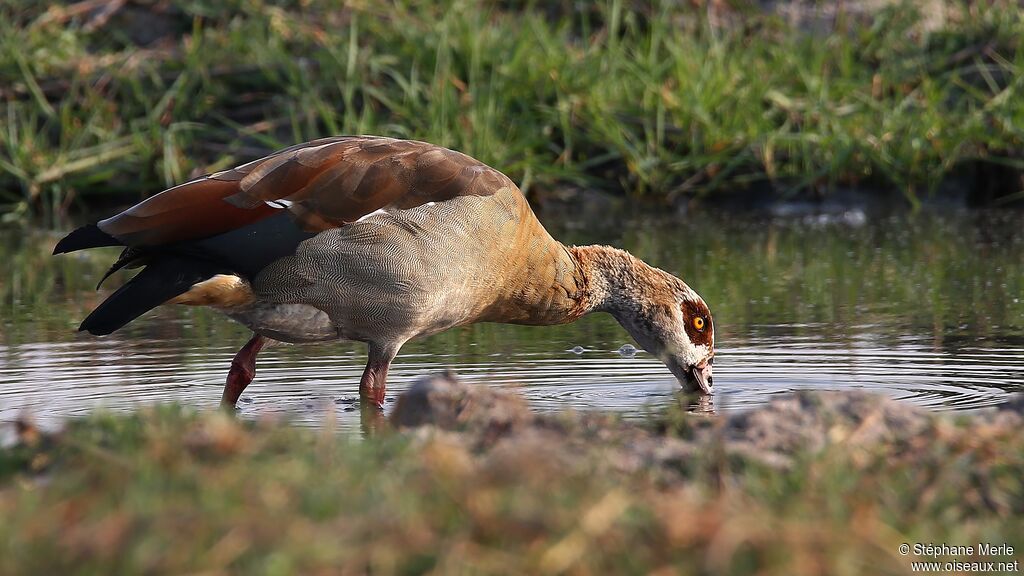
98 136 515 246
99 178 279 246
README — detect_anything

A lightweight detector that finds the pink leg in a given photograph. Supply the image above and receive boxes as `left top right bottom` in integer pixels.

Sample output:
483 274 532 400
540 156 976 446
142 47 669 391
221 334 266 408
359 343 397 410
359 358 390 409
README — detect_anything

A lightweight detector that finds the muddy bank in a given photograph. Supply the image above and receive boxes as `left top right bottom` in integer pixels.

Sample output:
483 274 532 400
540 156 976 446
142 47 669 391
392 372 1024 478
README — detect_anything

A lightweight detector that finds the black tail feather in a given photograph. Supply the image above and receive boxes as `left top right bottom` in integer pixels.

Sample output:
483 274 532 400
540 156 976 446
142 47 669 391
79 257 226 335
53 224 122 255
96 247 149 289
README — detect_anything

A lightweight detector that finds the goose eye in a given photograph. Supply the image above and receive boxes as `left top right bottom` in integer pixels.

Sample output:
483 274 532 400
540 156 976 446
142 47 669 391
693 317 705 331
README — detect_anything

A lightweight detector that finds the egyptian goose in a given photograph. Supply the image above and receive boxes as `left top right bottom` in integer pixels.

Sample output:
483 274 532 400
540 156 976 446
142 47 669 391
54 136 715 408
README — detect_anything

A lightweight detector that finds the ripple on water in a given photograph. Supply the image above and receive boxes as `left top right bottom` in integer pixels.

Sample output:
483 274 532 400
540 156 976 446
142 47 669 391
2 334 1022 434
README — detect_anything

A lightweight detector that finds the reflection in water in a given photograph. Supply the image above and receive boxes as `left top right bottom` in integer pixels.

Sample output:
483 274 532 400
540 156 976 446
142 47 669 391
672 391 715 415
1 208 1022 434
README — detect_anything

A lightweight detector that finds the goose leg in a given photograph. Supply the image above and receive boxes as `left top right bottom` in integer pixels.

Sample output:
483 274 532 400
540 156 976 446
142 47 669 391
221 334 266 408
359 342 398 409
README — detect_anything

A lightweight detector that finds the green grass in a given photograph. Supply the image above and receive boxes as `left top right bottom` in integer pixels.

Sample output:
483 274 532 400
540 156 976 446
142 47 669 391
1 1 1022 222
0 404 1020 575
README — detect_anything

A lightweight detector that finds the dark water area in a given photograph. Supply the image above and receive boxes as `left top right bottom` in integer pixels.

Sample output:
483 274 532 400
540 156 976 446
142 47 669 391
2 206 1023 434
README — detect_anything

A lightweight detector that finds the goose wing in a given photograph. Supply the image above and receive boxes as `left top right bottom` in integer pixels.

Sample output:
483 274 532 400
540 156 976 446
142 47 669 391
79 136 513 249
54 136 518 336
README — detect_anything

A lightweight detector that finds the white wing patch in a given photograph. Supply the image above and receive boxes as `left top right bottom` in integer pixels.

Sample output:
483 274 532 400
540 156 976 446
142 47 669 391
265 199 294 209
356 208 389 222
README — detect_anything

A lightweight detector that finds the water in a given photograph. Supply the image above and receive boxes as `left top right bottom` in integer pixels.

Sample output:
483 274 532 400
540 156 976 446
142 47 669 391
2 207 1023 433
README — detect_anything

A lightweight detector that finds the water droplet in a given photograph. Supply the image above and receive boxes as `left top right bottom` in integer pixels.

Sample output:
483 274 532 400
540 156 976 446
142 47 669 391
568 345 585 355
618 344 637 357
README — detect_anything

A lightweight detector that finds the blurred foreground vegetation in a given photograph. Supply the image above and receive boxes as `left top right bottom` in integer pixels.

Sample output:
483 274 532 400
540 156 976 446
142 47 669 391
1 0 1023 223
0 399 1021 575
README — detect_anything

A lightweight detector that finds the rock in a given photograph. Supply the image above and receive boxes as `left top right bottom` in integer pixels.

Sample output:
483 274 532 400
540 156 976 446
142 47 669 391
715 391 934 456
390 372 533 439
390 372 1012 479
999 393 1024 415
993 394 1024 428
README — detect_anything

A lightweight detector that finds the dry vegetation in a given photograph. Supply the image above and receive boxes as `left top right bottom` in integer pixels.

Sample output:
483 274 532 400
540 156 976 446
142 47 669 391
1 376 1021 575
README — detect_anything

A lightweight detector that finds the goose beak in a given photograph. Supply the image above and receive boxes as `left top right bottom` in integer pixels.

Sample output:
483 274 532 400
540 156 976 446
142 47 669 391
666 355 714 395
689 359 713 395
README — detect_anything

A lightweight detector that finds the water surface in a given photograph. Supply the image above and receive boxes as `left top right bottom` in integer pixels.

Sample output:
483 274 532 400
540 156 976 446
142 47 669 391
2 207 1022 433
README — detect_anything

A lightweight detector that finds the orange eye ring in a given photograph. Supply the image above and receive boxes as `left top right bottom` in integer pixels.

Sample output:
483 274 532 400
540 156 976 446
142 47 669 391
693 317 705 331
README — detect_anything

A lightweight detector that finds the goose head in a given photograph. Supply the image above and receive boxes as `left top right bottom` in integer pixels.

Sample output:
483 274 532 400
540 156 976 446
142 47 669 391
614 287 715 394
572 245 716 394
